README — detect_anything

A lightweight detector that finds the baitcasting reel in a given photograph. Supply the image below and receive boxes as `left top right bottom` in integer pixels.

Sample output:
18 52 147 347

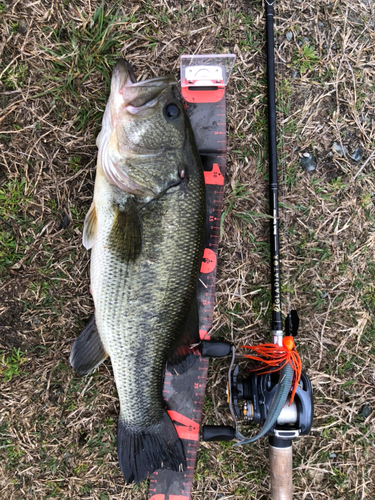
200 340 314 448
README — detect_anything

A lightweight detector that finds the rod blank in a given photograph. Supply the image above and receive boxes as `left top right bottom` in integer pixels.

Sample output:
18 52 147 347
266 1 282 334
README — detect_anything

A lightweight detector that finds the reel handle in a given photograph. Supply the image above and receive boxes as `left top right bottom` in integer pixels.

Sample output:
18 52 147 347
202 425 236 442
269 444 293 500
201 340 232 358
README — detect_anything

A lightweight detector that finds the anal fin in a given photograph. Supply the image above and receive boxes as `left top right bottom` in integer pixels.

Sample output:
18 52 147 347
166 297 200 375
70 315 108 375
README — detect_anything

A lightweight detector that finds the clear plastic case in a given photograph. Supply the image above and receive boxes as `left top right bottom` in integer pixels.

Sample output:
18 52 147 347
180 54 236 88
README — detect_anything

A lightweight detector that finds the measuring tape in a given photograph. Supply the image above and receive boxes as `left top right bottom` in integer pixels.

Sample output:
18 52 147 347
148 55 235 500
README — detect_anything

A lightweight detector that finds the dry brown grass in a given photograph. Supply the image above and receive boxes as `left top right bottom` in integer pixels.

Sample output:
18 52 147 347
1 0 375 499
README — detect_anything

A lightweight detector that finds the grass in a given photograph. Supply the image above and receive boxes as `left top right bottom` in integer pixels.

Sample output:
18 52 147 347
0 178 30 218
1 0 375 499
292 43 320 75
39 3 135 131
2 62 28 89
0 348 27 381
0 178 35 270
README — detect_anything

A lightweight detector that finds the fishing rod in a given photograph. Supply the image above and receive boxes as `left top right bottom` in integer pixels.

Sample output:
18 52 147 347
198 2 313 499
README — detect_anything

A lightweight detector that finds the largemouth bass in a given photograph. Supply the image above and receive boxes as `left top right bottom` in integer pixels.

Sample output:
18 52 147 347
70 60 205 484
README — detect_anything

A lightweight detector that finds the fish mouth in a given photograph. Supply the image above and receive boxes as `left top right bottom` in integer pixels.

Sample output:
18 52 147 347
112 59 176 107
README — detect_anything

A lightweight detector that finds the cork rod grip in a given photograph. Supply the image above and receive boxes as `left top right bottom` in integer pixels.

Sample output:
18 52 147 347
269 445 293 500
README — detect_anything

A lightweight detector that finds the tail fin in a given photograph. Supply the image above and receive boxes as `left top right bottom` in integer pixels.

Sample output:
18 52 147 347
117 410 186 484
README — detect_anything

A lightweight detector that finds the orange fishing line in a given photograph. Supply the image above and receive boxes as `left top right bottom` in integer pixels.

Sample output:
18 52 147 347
241 336 302 404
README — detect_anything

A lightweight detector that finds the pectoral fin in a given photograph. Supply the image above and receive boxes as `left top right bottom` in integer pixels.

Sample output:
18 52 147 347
70 315 108 375
109 198 143 262
82 202 97 250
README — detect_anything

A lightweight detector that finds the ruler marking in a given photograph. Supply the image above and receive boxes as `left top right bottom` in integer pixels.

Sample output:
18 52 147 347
149 79 228 500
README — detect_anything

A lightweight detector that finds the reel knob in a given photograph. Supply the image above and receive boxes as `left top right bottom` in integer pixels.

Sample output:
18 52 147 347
201 340 232 358
202 425 236 442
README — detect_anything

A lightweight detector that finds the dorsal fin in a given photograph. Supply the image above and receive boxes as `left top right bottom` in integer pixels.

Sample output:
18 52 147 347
70 315 108 375
82 202 97 250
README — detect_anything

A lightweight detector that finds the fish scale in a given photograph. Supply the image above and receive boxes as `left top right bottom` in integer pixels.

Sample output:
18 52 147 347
92 168 204 427
123 114 183 149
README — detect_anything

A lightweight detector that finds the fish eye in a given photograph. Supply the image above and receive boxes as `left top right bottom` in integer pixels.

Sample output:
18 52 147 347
164 103 180 121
